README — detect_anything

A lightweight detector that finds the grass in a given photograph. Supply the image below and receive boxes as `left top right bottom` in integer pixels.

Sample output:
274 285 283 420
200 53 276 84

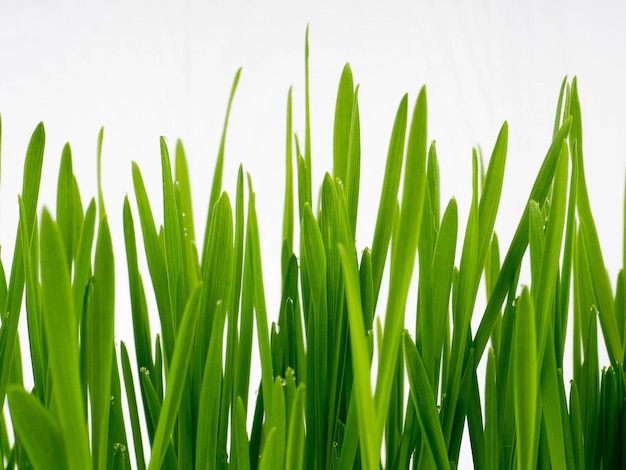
0 31 625 469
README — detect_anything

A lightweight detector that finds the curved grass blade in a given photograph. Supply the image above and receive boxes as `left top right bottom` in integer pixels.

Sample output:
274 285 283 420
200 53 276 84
403 333 450 470
0 123 45 409
148 284 201 470
7 386 68 470
375 86 428 440
338 244 378 470
203 67 242 266
514 287 538 470
370 94 408 305
175 139 195 242
40 209 91 470
120 342 146 470
89 215 116 470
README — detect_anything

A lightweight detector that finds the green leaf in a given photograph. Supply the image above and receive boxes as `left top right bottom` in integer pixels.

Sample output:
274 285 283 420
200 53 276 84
375 86 428 440
403 333 450 470
89 215 116 470
513 287 538 470
175 139 196 242
338 244 378 470
148 284 201 470
370 94 408 305
40 209 91 470
120 342 146 470
7 386 68 470
0 122 45 409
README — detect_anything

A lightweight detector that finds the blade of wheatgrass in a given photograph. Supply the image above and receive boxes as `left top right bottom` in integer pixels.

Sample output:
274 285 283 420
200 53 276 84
472 117 571 362
370 94 408 306
232 397 251 470
247 176 275 419
72 199 96 326
345 86 361 237
0 123 44 409
160 137 184 328
285 383 306 469
148 284 201 470
263 376 287 470
444 123 508 452
333 63 354 186
175 139 196 242
89 215 116 470
203 67 241 266
485 348 498 470
426 198 458 386
40 209 91 470
7 386 67 469
107 348 129 468
120 342 147 470
513 287 538 470
282 87 294 274
338 243 378 470
56 144 77 266
122 197 153 375
569 82 623 365
403 333 450 470
132 162 175 368
195 300 228 469
569 381 584 470
375 86 427 441
301 203 328 466
97 127 106 216
17 197 45 401
303 25 313 207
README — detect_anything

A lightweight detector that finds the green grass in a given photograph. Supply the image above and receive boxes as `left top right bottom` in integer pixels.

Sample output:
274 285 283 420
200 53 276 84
0 33 625 469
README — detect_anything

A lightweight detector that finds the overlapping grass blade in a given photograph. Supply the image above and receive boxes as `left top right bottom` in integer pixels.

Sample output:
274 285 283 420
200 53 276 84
148 284 201 470
7 386 67 470
40 209 91 470
0 123 45 409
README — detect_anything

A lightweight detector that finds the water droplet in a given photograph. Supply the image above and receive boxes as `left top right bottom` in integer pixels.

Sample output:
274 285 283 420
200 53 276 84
511 299 517 308
333 441 338 448
182 212 186 217
113 443 119 450
3 312 9 320
367 329 374 336
110 395 115 405
280 378 286 387
140 367 150 376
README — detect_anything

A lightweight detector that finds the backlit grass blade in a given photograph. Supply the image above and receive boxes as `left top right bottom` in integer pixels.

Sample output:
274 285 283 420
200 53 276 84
132 162 175 368
120 342 146 470
301 203 327 466
333 63 354 186
175 139 196 242
0 122 45 409
473 117 571 362
285 382 305 469
370 94 408 305
282 87 295 273
513 287 538 470
18 197 45 401
203 67 241 266
160 137 184 327
56 144 78 266
40 209 91 470
303 25 312 208
345 86 361 236
7 386 67 470
232 397 251 470
122 196 153 376
375 86 427 440
403 333 450 470
338 243 378 470
148 284 201 470
570 81 623 365
73 199 96 326
89 215 116 470
97 127 106 216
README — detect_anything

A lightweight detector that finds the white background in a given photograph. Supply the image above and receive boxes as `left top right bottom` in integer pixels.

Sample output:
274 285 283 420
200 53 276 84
2 0 626 466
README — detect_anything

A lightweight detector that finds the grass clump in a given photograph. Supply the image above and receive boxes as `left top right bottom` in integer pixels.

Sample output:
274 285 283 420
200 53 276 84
0 32 624 469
